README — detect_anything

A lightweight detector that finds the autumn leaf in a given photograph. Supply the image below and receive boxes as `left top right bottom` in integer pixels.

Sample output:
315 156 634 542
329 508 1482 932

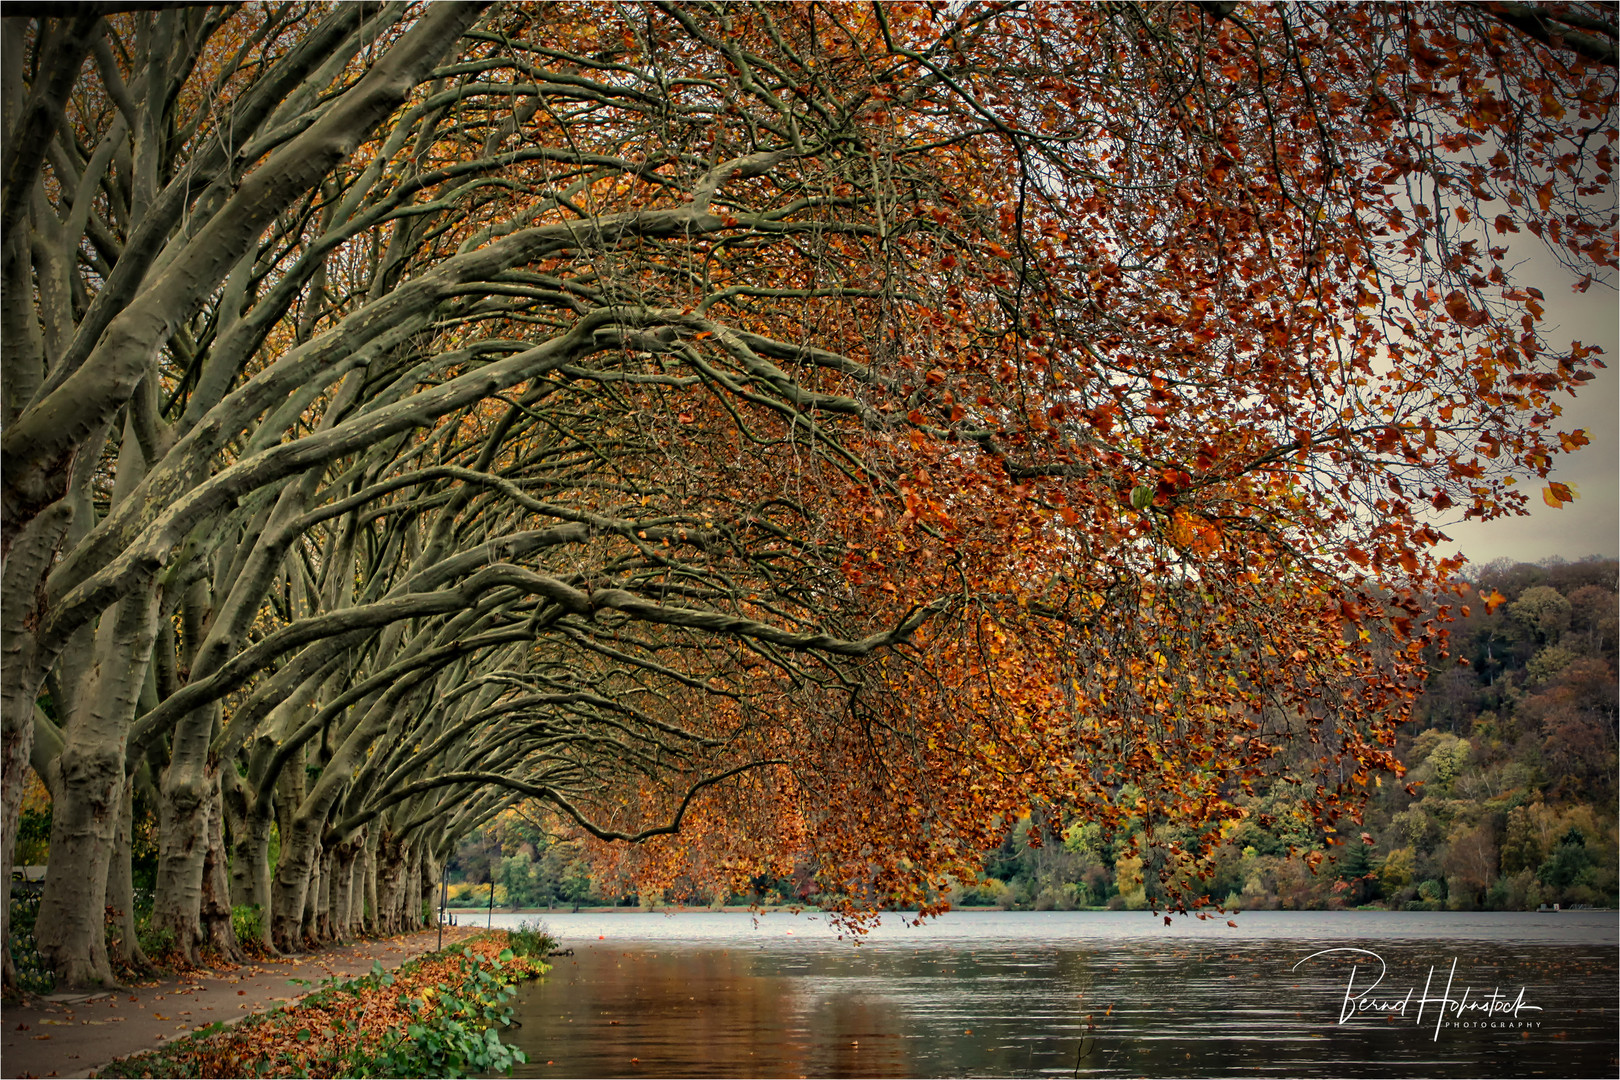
1442 291 1490 328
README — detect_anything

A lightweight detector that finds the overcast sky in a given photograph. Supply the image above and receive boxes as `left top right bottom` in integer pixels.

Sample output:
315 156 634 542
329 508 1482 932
1437 249 1619 570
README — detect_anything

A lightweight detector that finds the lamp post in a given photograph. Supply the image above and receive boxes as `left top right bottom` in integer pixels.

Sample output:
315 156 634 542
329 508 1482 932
438 863 449 950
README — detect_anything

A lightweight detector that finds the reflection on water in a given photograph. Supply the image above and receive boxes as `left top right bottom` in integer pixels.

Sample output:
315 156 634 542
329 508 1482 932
496 911 1617 1078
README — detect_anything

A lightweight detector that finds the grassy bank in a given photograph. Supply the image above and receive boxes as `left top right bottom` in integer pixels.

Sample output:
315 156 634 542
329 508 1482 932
99 927 553 1079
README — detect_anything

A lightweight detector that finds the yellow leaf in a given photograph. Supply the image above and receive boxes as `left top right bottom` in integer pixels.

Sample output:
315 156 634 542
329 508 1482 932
1542 481 1574 507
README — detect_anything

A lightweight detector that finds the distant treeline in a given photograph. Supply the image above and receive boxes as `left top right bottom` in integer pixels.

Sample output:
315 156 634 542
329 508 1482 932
953 557 1618 913
441 558 1617 914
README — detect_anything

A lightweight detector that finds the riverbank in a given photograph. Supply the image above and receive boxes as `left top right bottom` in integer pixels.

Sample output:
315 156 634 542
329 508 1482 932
0 926 491 1079
443 903 820 918
93 930 546 1079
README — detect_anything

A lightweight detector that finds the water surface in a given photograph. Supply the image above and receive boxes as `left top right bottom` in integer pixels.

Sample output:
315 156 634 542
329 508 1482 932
492 910 1617 1078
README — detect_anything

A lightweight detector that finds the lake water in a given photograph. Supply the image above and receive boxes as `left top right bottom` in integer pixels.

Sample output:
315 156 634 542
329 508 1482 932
485 909 1618 1078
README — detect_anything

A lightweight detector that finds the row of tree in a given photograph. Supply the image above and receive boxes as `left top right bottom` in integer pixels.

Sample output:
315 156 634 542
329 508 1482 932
4 2 1614 991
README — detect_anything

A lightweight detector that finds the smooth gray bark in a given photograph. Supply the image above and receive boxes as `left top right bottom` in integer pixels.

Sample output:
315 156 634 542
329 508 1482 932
36 592 160 987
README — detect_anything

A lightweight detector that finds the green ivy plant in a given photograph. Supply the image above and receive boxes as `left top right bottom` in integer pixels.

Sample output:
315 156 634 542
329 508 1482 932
347 948 528 1078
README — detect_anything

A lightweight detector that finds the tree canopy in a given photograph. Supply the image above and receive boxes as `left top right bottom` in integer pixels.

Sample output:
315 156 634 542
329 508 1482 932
2 0 1613 989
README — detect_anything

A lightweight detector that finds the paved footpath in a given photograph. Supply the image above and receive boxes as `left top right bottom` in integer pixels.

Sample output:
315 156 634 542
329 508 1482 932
1 925 481 1079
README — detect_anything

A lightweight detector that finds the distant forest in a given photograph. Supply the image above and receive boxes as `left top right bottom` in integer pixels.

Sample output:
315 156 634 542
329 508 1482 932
438 557 1617 916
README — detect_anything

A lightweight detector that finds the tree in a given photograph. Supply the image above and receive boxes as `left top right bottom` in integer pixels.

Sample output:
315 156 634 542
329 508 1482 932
1566 583 1618 654
2 1 1613 987
1538 825 1593 894
1510 585 1574 643
1440 819 1498 907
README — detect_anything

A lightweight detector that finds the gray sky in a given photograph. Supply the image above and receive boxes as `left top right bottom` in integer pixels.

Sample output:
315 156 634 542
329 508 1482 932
1437 250 1619 569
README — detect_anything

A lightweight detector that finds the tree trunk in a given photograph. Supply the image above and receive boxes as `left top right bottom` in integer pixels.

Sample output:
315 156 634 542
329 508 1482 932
376 834 405 934
152 765 239 964
311 845 332 943
271 833 316 954
301 840 323 946
222 764 251 907
152 752 211 965
229 810 274 948
105 775 150 973
362 829 379 935
269 750 313 952
420 849 441 934
36 592 160 987
199 788 240 959
0 504 71 992
423 847 438 928
330 840 357 941
404 842 423 930
0 690 32 991
37 751 122 986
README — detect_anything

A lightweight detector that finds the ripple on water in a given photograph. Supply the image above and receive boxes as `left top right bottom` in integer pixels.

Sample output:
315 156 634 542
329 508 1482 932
498 911 1618 1078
